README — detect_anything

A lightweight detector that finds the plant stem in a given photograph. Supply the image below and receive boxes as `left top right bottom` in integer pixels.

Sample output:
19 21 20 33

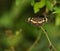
27 32 41 51
41 26 57 51
27 26 57 51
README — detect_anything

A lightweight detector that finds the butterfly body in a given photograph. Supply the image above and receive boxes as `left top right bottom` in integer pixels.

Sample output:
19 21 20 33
27 17 48 27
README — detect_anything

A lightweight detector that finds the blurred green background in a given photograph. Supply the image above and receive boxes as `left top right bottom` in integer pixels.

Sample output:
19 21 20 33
0 0 60 51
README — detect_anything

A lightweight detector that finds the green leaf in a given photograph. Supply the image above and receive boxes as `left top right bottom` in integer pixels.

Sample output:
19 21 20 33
33 2 40 13
53 7 60 26
38 0 45 8
31 0 35 6
33 0 45 13
55 14 60 26
53 7 60 14
46 1 54 11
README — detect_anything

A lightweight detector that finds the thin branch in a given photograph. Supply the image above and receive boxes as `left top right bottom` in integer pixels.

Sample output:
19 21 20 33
41 26 57 51
27 33 41 51
27 26 57 51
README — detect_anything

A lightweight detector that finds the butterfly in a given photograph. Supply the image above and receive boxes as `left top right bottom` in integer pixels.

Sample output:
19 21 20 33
27 17 48 27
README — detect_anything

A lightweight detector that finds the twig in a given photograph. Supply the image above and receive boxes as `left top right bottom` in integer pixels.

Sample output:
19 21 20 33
27 26 57 51
41 26 57 51
27 32 41 51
